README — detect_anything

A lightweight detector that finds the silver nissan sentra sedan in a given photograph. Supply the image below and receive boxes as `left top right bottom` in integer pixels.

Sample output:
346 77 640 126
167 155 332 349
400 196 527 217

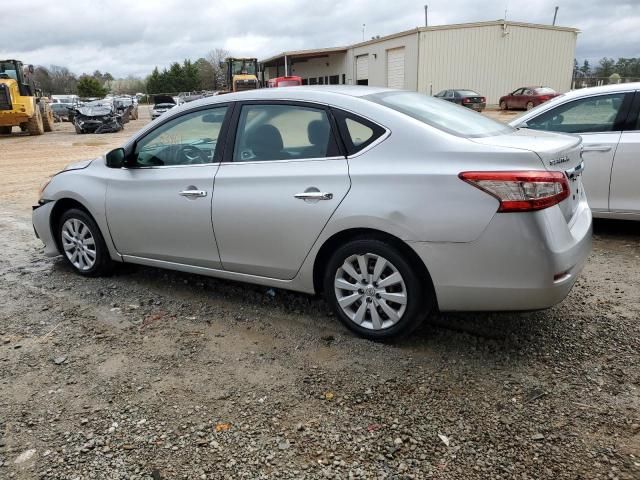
33 86 592 340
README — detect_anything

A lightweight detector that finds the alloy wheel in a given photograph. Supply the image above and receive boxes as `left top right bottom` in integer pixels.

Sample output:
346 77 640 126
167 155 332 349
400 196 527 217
334 253 407 331
61 218 97 271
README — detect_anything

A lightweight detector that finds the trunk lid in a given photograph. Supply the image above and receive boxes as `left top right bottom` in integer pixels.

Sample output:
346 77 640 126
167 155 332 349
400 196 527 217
470 129 584 222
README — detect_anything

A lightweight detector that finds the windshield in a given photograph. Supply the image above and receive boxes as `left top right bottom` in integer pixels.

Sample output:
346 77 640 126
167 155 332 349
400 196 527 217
365 91 513 138
0 61 18 80
231 59 256 75
535 87 556 94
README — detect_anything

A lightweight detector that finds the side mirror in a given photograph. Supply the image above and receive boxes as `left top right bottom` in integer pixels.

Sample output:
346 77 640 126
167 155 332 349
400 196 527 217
518 121 528 128
106 148 126 168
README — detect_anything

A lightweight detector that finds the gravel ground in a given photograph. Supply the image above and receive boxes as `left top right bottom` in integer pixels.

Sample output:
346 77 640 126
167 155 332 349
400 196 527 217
0 107 638 479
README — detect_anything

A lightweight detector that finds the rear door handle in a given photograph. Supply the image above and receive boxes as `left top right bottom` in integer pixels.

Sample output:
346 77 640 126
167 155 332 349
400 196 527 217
294 192 333 200
582 145 612 153
179 189 208 198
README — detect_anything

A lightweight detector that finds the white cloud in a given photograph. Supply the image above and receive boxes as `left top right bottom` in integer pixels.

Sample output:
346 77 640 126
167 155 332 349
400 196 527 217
1 0 638 78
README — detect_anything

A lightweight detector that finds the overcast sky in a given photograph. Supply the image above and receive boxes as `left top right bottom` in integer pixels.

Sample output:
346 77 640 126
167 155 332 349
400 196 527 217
2 0 638 78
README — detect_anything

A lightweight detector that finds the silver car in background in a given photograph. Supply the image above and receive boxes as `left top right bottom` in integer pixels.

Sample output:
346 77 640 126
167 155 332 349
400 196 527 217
33 86 591 340
511 83 640 220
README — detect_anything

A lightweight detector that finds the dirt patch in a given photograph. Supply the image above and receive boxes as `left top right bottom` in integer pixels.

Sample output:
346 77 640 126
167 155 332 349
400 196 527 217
0 105 638 479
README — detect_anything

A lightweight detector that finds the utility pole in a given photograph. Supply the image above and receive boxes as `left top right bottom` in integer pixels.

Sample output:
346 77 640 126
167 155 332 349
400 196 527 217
362 24 366 41
552 6 559 25
424 5 428 27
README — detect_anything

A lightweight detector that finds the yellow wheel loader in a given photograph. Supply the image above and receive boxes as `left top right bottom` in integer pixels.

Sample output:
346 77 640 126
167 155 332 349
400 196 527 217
220 57 260 93
0 59 54 135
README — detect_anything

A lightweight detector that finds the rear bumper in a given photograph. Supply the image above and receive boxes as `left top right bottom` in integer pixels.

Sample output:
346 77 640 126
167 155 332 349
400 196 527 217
463 102 486 111
32 201 60 257
410 200 592 311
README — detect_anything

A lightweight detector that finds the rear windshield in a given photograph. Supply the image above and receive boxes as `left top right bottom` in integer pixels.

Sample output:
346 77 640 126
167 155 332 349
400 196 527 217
457 90 480 97
535 87 556 94
365 91 512 138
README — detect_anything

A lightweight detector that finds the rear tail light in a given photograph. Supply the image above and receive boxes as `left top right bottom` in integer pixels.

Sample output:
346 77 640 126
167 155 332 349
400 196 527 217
462 98 470 104
480 97 486 103
459 171 570 212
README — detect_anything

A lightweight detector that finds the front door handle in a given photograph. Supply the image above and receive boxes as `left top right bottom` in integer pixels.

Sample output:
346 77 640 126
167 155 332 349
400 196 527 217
179 189 208 198
294 191 333 200
582 145 612 153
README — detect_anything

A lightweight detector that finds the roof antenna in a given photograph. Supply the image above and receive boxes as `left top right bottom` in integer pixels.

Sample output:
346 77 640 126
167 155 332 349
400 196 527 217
552 6 559 25
502 0 510 36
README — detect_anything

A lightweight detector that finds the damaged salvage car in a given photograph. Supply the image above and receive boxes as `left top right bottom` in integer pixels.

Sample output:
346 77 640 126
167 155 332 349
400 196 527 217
151 95 177 120
72 100 123 134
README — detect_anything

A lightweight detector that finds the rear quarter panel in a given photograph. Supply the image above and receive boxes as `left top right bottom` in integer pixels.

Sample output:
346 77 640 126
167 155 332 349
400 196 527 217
323 109 545 243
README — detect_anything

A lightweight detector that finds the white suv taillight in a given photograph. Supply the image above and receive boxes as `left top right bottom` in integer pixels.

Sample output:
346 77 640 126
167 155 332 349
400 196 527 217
459 171 570 212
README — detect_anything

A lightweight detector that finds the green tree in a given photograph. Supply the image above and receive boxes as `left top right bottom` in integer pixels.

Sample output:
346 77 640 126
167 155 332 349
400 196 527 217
77 76 108 97
146 67 162 94
182 59 199 91
579 60 591 76
595 57 616 78
194 58 215 90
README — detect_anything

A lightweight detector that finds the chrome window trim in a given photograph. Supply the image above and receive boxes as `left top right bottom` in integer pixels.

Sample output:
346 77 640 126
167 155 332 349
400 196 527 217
218 156 346 166
122 162 219 170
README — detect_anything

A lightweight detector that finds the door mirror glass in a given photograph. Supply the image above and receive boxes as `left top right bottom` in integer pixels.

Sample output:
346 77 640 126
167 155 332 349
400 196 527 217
106 148 126 168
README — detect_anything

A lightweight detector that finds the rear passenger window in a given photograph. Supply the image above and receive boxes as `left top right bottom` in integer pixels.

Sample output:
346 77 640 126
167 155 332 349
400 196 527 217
332 109 386 155
233 104 339 162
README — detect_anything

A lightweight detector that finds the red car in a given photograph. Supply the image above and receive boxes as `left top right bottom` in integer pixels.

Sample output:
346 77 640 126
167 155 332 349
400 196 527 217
267 76 302 88
499 86 560 111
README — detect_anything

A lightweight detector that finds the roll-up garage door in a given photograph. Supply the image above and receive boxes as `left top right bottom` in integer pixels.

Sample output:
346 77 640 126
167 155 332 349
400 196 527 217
386 48 405 89
356 55 369 83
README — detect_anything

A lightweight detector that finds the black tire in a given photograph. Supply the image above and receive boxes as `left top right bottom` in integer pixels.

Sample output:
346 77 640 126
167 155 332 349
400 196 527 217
19 122 28 132
74 123 83 134
0 126 11 134
26 105 44 135
500 100 508 110
526 101 534 110
41 103 54 132
57 208 112 277
323 238 434 341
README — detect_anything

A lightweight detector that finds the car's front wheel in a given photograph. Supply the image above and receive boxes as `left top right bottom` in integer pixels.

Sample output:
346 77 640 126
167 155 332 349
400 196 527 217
58 208 112 276
324 238 433 340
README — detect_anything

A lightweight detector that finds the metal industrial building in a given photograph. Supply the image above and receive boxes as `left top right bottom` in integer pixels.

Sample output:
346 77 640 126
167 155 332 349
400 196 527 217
261 20 579 104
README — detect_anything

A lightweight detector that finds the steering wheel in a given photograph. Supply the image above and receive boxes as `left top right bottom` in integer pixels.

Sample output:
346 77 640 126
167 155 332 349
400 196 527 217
178 144 209 164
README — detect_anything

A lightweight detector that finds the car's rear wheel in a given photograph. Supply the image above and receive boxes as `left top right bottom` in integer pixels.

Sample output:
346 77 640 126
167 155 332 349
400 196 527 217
526 101 535 110
58 208 112 276
324 238 433 340
500 101 508 110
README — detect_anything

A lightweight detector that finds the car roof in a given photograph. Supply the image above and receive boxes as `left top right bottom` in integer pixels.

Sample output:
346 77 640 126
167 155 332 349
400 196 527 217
555 82 640 100
186 85 395 108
